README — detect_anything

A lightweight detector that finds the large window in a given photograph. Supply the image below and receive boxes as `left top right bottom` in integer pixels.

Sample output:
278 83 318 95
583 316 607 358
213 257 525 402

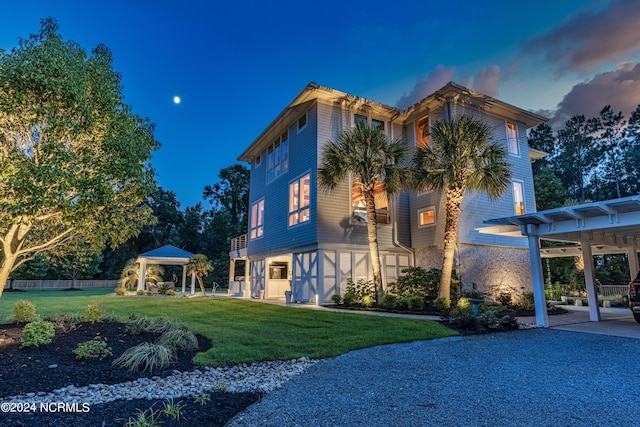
267 131 289 182
249 199 264 239
506 122 519 156
354 114 385 130
513 181 525 215
418 206 436 227
289 173 311 226
415 115 430 148
351 179 389 224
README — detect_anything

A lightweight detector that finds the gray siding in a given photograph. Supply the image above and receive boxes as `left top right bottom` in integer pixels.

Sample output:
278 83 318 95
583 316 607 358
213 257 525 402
247 104 319 256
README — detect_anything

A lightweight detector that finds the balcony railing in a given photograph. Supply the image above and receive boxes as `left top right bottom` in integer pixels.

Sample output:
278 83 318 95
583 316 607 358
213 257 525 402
230 234 248 252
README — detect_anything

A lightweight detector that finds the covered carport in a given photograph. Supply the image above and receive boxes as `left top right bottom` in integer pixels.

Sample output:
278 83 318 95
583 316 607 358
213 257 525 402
481 195 640 327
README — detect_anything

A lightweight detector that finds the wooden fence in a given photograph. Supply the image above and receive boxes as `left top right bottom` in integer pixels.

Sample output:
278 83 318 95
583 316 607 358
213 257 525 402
3 279 119 290
599 285 629 296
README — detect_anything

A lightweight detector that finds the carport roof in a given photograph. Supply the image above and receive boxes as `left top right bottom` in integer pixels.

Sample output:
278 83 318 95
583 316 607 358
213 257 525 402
479 195 640 249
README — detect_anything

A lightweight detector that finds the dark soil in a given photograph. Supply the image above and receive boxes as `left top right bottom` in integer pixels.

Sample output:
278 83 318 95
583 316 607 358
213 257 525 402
0 321 260 426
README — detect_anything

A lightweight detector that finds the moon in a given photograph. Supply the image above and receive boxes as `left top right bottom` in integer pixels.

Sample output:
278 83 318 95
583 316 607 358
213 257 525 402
173 96 181 104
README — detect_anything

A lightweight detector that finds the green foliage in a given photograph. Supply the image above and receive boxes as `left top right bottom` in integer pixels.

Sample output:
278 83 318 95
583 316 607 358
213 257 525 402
20 321 55 348
73 336 113 360
456 297 470 309
342 279 376 307
520 292 536 311
85 302 106 323
112 342 176 373
165 289 176 296
382 293 399 309
193 394 211 405
10 299 38 323
0 19 158 298
545 282 568 301
432 297 450 311
136 290 145 295
213 382 229 393
158 283 174 295
162 399 185 420
404 294 424 311
115 287 128 296
495 292 512 307
331 294 342 305
443 304 518 333
123 407 160 427
157 327 199 351
186 254 214 295
119 260 165 290
50 313 83 333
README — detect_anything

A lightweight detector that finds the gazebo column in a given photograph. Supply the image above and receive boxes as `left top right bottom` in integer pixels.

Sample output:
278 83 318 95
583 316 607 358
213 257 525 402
137 260 147 292
527 229 548 327
244 258 250 298
581 243 601 322
628 247 639 281
181 266 187 293
190 272 196 295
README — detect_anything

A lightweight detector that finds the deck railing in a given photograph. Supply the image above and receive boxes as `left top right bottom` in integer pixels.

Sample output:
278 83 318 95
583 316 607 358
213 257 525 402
230 234 248 252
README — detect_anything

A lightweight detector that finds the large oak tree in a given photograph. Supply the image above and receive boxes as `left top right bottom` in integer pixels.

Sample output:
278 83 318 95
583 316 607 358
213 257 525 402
0 19 158 299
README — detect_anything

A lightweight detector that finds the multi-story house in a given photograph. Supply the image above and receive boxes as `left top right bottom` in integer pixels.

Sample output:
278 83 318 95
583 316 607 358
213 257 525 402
228 82 546 304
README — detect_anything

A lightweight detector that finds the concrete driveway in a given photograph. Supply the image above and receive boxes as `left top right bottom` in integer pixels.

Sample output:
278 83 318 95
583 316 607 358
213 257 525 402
519 305 640 339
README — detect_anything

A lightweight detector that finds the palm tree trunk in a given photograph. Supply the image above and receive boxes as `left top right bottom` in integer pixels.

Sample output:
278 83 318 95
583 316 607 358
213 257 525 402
440 185 464 301
364 189 384 305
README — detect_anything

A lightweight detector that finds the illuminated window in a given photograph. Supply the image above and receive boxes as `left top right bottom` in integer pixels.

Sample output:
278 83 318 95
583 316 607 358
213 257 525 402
289 173 311 226
267 131 289 182
249 199 264 239
506 122 518 155
418 207 436 227
513 181 525 215
415 115 430 148
351 179 389 224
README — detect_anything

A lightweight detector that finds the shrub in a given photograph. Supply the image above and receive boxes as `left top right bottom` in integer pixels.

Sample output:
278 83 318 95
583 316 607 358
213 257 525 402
10 300 38 323
20 321 55 348
432 297 450 311
157 328 199 351
520 292 535 310
85 302 106 323
113 342 176 373
456 297 470 309
331 294 342 305
495 292 512 307
193 394 210 406
136 289 145 295
158 283 174 295
388 267 440 305
165 289 176 296
114 287 127 296
123 407 160 427
73 336 113 360
50 313 83 333
405 294 425 311
162 399 185 420
343 278 376 307
443 304 518 333
382 293 399 309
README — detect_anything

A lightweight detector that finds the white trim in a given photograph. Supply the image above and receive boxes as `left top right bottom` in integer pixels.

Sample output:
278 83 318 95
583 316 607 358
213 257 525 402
417 206 436 227
512 180 525 215
249 198 265 240
288 171 311 228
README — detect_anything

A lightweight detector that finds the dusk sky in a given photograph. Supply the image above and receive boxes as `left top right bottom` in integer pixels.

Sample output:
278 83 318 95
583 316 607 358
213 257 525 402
2 0 640 208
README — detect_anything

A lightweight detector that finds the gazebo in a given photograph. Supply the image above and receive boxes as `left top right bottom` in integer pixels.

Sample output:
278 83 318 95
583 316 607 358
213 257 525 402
136 245 197 294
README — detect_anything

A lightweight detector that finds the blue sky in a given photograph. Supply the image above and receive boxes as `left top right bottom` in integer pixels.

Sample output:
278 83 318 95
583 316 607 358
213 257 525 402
2 0 640 207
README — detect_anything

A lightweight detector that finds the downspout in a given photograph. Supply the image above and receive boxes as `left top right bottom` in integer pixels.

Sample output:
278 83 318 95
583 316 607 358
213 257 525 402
389 113 415 266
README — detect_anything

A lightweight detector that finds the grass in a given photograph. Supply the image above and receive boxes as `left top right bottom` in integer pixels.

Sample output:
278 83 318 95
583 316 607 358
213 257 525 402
0 288 458 365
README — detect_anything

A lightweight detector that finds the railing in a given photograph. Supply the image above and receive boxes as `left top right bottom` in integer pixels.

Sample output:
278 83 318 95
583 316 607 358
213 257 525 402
599 285 629 296
230 234 248 252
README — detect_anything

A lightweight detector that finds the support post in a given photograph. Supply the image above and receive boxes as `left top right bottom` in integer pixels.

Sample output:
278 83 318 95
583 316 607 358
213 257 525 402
181 266 187 294
527 231 549 327
190 272 196 295
137 260 147 292
628 247 639 281
581 243 601 322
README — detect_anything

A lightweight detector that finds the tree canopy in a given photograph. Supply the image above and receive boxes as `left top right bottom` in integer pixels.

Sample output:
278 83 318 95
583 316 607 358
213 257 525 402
0 19 158 298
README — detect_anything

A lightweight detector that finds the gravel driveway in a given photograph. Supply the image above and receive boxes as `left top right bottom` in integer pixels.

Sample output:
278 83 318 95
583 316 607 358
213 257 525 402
228 329 639 426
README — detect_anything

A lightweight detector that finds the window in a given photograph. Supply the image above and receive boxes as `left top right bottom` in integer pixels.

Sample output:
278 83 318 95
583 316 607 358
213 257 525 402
418 207 436 227
354 113 385 130
506 122 518 155
415 115 430 148
354 114 367 127
249 199 264 239
269 262 288 279
351 179 389 224
297 112 307 132
513 181 525 215
267 131 289 182
371 118 385 130
289 173 311 226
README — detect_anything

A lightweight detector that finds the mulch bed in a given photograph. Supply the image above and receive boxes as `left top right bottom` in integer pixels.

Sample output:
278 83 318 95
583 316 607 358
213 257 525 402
0 321 260 427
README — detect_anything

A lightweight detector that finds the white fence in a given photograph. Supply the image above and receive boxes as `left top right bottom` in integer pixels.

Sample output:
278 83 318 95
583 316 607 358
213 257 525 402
3 279 119 290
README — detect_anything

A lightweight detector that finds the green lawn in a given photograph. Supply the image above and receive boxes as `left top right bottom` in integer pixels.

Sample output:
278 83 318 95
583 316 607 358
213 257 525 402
0 289 458 366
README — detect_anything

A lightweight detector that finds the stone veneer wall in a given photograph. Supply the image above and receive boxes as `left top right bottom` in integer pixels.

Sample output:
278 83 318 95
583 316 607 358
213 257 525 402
414 244 533 303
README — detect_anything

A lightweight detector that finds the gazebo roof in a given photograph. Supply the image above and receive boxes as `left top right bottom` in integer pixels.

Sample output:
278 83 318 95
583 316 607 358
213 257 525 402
137 245 194 265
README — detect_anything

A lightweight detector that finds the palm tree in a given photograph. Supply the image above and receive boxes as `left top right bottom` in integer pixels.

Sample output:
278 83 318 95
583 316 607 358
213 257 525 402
319 123 408 305
119 259 164 290
186 254 214 296
410 115 511 302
